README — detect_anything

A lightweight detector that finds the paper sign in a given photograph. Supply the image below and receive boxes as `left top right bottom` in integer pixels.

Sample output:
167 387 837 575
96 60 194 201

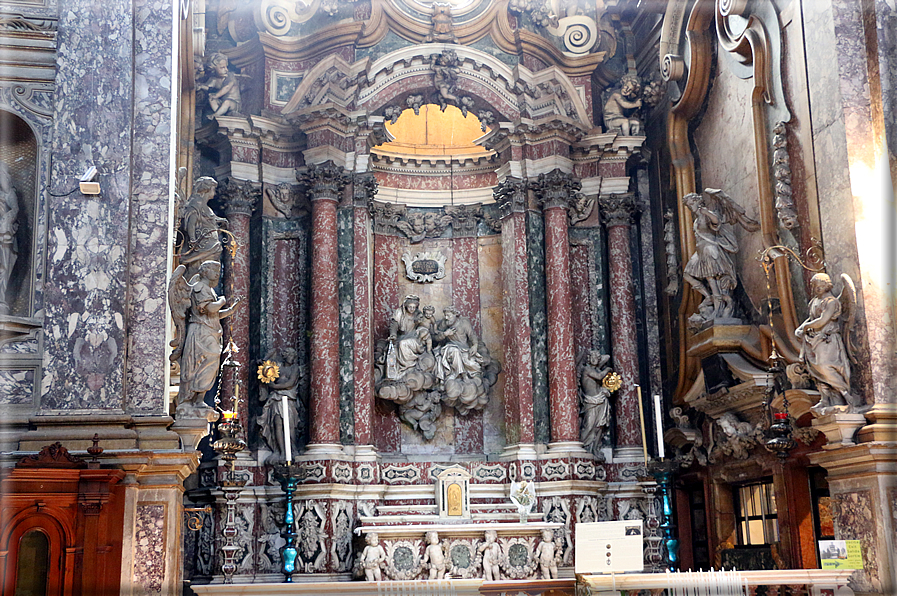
575 520 644 574
819 540 864 570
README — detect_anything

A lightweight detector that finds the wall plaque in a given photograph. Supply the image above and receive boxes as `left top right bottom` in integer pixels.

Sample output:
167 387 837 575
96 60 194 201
402 251 446 283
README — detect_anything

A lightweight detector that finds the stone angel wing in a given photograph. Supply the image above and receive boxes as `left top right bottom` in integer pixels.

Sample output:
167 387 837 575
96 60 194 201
168 264 192 363
703 188 761 232
173 166 188 228
837 272 858 364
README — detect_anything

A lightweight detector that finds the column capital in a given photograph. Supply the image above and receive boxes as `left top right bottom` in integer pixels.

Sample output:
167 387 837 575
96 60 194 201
532 169 582 210
220 178 261 217
297 161 349 202
352 173 379 209
494 177 528 219
445 204 482 238
369 200 405 235
598 193 640 227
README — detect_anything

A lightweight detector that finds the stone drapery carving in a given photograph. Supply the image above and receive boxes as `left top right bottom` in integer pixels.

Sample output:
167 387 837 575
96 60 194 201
772 121 799 229
424 3 458 43
168 261 240 414
682 188 760 327
795 272 862 415
603 75 643 136
197 52 242 119
258 348 303 463
177 176 227 278
374 296 501 439
578 350 613 457
0 161 19 315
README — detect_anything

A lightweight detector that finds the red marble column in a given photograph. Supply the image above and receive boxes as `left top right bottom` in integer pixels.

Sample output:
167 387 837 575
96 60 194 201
300 163 347 449
352 175 376 448
449 206 484 453
221 180 260 426
598 194 643 456
496 179 535 448
535 171 580 447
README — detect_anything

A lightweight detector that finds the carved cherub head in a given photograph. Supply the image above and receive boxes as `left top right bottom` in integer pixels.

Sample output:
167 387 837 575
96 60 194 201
366 532 379 546
810 273 833 296
426 531 439 544
208 52 229 77
620 75 642 99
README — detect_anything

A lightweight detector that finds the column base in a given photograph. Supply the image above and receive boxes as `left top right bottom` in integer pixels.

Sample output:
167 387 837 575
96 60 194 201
302 443 346 458
612 445 648 463
857 403 897 444
499 443 539 461
547 441 589 456
170 411 218 451
345 444 379 461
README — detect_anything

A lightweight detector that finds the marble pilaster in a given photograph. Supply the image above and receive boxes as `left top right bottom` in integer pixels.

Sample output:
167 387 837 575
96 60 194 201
298 162 348 449
534 170 581 448
598 194 644 458
495 178 535 448
371 229 401 453
352 174 377 448
221 180 260 423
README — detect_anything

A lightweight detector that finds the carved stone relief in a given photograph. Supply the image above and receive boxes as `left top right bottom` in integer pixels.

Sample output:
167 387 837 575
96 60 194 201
402 251 447 283
294 500 327 573
330 501 354 572
772 121 798 229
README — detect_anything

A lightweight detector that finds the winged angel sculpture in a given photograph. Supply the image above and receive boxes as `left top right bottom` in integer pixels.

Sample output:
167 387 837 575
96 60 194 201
169 261 240 415
682 188 760 327
794 272 862 415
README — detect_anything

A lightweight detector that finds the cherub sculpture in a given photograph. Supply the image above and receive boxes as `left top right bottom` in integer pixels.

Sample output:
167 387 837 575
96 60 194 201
168 261 240 414
422 531 446 579
535 529 560 579
682 188 760 327
603 75 643 136
478 530 501 581
197 52 242 119
0 161 19 315
795 272 863 415
360 532 386 581
578 350 613 457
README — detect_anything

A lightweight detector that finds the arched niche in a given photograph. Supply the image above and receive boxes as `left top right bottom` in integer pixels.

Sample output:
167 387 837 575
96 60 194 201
0 110 37 318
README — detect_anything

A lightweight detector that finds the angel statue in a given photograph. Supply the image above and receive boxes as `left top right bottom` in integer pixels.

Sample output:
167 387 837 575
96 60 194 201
577 350 613 458
168 261 241 415
795 272 863 415
177 176 228 278
258 348 303 463
682 189 760 327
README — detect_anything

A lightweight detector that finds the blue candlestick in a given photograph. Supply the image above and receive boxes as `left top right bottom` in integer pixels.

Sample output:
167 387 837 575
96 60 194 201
651 462 679 572
279 468 298 582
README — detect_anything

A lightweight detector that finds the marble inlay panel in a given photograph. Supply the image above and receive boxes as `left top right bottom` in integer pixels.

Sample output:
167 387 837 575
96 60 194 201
133 503 166 594
479 237 505 455
0 369 34 405
526 211 549 445
832 490 880 592
372 233 401 452
337 206 355 444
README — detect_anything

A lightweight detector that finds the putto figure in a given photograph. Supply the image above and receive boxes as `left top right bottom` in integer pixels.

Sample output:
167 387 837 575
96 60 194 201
168 261 240 415
478 530 501 581
795 272 862 415
360 532 386 581
198 52 242 118
682 188 760 327
603 75 643 136
422 531 446 580
375 297 500 439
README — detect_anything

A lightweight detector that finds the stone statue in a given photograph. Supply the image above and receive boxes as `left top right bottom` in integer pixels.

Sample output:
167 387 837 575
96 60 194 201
258 348 302 462
509 480 536 522
603 75 643 136
578 350 613 457
375 296 500 439
431 50 461 111
535 529 559 579
424 3 458 43
198 52 242 118
682 188 760 327
708 412 762 463
168 261 240 414
422 531 447 580
0 161 18 315
478 530 501 581
178 176 227 278
360 532 386 581
795 272 862 415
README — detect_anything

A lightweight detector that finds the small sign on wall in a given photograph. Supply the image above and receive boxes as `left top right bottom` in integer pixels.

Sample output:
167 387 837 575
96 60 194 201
575 520 644 574
819 540 864 570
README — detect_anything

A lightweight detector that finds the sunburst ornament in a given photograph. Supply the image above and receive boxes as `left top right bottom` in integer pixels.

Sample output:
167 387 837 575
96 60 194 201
602 371 623 392
257 361 280 384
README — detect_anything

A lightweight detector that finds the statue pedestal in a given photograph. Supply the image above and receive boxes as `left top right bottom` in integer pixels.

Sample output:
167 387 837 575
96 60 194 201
811 412 867 449
171 410 217 451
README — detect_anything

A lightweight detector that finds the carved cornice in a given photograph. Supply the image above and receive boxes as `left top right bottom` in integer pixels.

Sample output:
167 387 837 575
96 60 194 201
532 169 580 211
370 200 406 235
221 178 262 216
265 182 308 219
494 177 528 219
297 162 349 201
445 205 482 238
597 194 638 227
352 173 379 209
17 442 86 469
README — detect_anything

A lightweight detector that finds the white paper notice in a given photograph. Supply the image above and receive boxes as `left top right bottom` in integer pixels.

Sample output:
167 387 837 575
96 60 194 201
574 520 644 574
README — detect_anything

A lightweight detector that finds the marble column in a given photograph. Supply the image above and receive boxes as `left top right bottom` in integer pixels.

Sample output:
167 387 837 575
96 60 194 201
495 178 535 452
352 174 377 452
221 180 260 424
598 194 643 459
534 170 582 450
299 162 347 451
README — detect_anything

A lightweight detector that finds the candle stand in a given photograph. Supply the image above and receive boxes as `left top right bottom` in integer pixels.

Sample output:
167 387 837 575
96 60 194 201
212 411 248 584
274 464 299 582
649 459 679 572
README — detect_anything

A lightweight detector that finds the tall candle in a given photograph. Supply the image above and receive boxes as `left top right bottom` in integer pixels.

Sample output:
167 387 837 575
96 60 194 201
281 394 292 465
654 394 665 459
636 384 648 465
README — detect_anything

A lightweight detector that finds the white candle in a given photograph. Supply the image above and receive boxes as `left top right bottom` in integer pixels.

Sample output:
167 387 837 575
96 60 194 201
653 394 665 459
281 394 292 465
